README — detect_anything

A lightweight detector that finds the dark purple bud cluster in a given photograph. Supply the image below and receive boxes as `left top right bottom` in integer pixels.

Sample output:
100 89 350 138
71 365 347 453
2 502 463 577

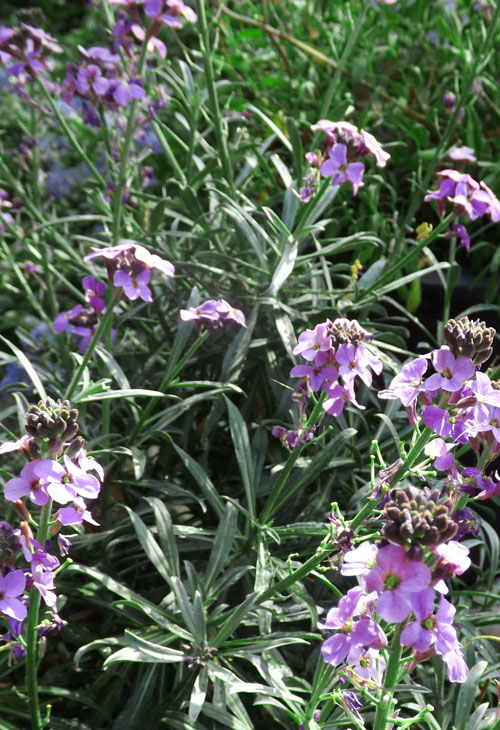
443 316 495 365
383 485 457 560
181 641 216 670
326 317 373 347
26 399 79 447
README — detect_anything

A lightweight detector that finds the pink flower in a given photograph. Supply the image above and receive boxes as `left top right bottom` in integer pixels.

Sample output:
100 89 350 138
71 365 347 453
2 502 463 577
363 544 432 623
293 323 332 361
0 570 27 621
84 241 174 303
425 348 475 393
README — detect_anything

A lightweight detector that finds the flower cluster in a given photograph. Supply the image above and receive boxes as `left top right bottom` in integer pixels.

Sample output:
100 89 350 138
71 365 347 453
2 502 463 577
425 170 500 251
379 316 500 499
273 318 382 449
0 399 103 661
109 0 197 58
62 45 146 113
179 299 246 329
294 318 382 416
54 275 111 353
300 120 390 200
321 538 469 686
84 240 175 303
0 24 61 84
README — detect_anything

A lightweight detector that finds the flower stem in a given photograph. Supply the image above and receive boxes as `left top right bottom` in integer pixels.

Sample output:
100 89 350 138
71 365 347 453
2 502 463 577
64 293 119 401
26 500 53 730
373 624 404 730
111 39 149 245
259 393 326 523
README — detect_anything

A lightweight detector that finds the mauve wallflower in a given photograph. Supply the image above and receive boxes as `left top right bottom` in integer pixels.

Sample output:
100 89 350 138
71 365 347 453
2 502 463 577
424 438 457 476
0 570 27 621
4 460 52 505
180 299 246 329
320 587 385 666
445 222 470 251
448 145 476 163
290 351 338 392
55 496 99 526
347 645 386 682
379 356 429 407
401 593 468 682
293 323 331 361
422 405 469 442
425 348 475 393
363 544 432 623
341 542 378 576
84 241 174 303
320 143 365 195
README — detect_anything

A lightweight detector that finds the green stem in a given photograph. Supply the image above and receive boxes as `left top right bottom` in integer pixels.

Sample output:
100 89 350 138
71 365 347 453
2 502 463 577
195 0 234 189
440 233 457 343
260 393 326 523
26 500 53 730
373 624 404 730
64 294 119 401
111 40 149 245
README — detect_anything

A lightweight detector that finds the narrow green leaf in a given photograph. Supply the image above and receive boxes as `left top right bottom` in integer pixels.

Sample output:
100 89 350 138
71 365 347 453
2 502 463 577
0 335 46 400
454 661 488 730
204 502 238 591
168 438 225 518
144 496 180 578
224 396 255 517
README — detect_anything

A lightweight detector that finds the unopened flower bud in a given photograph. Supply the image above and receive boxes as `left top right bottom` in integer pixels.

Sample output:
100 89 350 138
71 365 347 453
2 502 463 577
64 436 85 458
382 485 457 552
444 316 495 364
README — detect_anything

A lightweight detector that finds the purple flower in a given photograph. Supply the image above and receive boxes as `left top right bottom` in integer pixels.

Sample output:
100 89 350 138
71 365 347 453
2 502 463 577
433 541 471 594
363 544 432 623
293 323 332 361
336 342 381 388
320 143 365 195
31 563 57 608
422 405 469 442
425 347 475 393
54 304 84 333
443 91 456 110
4 460 52 505
82 275 106 313
55 496 99 526
114 268 152 302
445 223 470 252
84 241 174 303
42 455 101 505
290 351 338 392
424 438 457 475
448 145 476 163
347 645 386 682
319 587 385 665
0 570 27 621
401 594 469 683
341 542 378 576
179 299 246 329
379 357 429 407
